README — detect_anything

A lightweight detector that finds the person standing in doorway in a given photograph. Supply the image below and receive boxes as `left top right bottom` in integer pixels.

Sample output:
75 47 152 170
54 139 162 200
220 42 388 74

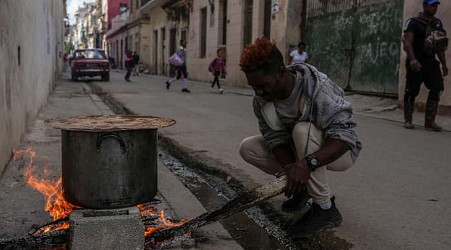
288 42 309 65
402 0 448 131
166 40 191 93
124 49 134 82
208 49 227 94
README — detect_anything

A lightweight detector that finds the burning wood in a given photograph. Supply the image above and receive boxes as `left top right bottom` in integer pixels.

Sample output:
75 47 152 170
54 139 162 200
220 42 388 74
29 218 70 236
145 176 287 243
13 146 80 232
14 147 81 218
138 203 189 238
0 229 68 249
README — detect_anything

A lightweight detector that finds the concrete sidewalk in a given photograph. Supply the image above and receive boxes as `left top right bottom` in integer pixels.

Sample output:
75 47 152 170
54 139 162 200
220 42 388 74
0 76 242 249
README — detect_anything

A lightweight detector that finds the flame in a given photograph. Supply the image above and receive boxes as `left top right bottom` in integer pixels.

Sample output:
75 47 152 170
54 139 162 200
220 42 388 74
137 205 188 237
137 204 158 218
36 221 70 235
13 146 80 232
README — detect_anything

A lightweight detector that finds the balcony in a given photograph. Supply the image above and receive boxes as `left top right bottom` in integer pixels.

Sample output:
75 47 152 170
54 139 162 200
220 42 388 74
127 9 150 25
141 0 166 16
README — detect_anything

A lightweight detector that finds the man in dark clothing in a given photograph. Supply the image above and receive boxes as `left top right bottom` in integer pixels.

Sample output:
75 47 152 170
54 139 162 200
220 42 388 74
124 50 133 82
403 0 448 131
132 51 140 76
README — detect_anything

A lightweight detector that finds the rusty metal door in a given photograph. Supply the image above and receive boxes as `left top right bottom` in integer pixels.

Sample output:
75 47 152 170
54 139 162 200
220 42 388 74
304 0 404 95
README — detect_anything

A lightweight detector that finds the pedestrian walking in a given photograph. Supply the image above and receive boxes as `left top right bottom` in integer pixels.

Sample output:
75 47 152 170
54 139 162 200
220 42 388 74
288 42 308 65
124 49 134 82
238 38 362 239
166 40 191 93
402 0 448 131
63 53 68 72
208 49 227 94
133 51 140 76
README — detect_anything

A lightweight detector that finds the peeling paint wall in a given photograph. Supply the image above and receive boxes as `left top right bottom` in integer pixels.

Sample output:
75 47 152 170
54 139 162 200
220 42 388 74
399 0 451 113
0 0 64 173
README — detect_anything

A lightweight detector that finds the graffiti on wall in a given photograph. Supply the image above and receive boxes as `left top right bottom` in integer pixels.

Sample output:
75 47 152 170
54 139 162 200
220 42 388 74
305 0 404 94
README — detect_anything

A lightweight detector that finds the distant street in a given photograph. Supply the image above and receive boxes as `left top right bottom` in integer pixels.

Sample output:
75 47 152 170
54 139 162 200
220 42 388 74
87 70 451 250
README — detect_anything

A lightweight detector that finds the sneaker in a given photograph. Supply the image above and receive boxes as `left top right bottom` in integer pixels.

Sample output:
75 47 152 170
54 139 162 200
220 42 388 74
281 187 310 213
166 81 171 90
181 88 191 93
288 196 342 239
219 88 224 94
425 123 442 132
403 122 415 129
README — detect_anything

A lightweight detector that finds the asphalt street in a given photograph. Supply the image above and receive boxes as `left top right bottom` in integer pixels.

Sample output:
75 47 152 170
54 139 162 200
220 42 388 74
93 71 451 250
1 70 450 249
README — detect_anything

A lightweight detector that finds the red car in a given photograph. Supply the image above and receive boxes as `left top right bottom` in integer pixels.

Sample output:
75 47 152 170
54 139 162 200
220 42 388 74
71 49 110 81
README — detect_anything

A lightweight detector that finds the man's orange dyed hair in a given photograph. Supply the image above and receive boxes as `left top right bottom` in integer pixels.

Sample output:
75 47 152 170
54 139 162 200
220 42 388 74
239 37 285 74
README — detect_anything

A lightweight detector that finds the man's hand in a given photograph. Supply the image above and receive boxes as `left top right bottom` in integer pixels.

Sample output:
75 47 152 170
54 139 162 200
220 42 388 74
410 60 422 72
283 160 311 198
442 65 448 77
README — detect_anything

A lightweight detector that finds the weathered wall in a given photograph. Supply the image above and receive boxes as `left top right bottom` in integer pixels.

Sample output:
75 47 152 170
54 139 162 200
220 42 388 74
108 31 128 69
146 3 173 75
187 0 302 88
304 0 403 94
127 23 152 71
188 0 239 85
399 0 451 112
285 0 303 63
0 0 64 173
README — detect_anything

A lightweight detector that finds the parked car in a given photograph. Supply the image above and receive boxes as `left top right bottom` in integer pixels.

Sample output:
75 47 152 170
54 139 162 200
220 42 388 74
71 49 110 81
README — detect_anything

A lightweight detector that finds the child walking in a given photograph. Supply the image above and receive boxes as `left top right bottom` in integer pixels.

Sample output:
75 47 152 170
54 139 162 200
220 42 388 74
208 49 227 94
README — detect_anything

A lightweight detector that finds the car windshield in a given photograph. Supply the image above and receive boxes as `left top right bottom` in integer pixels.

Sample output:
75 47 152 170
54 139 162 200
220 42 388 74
74 50 106 59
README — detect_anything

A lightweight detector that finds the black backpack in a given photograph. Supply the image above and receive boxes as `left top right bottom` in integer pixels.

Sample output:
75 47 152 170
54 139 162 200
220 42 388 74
413 17 448 55
402 17 448 55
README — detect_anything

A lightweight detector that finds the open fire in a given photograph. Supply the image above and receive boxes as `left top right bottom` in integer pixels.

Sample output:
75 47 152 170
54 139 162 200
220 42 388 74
13 146 79 234
12 145 190 241
137 204 189 238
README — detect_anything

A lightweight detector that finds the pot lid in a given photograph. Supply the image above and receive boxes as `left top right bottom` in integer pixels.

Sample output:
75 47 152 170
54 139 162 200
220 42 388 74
45 115 176 132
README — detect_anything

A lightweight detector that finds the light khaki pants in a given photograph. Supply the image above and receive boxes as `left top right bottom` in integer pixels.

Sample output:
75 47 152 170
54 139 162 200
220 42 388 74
239 122 355 204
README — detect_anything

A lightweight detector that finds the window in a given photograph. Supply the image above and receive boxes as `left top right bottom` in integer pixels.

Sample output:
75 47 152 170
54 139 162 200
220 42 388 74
263 0 271 39
243 0 253 46
170 28 177 55
74 49 106 59
200 7 207 58
220 0 228 45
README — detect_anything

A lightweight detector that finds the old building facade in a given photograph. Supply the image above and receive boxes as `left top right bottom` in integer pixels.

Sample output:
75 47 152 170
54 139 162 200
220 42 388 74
71 0 449 111
134 0 302 87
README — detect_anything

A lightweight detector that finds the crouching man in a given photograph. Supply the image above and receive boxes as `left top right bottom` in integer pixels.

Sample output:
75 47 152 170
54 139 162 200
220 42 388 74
238 38 362 238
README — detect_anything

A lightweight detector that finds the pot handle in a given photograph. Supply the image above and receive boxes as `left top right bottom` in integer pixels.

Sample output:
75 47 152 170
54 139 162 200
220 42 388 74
96 134 127 154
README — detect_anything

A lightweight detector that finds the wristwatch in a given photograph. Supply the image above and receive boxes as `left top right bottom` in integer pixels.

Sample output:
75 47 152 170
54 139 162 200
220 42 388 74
305 154 321 172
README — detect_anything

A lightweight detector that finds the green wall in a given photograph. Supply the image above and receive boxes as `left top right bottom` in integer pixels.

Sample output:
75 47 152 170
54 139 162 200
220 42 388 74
305 0 404 95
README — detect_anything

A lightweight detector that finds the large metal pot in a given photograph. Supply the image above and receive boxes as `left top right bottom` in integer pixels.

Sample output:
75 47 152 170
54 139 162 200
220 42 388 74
46 115 175 209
